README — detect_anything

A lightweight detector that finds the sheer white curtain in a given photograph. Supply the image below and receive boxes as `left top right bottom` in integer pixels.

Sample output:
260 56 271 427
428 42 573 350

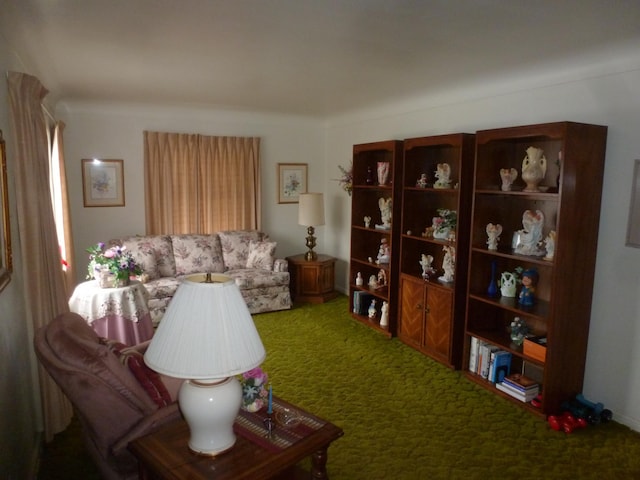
7 72 73 441
144 132 261 234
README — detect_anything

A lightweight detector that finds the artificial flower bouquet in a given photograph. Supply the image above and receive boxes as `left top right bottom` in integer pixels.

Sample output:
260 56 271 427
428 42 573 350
86 242 142 284
239 367 269 412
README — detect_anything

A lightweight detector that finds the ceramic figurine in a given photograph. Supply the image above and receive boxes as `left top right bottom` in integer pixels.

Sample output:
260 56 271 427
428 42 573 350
364 216 371 228
544 230 556 261
438 245 455 283
518 268 538 307
419 253 435 280
376 238 390 264
500 271 517 297
486 223 503 251
434 163 452 189
521 146 547 192
377 268 387 287
500 168 518 192
416 173 428 188
377 161 390 186
514 209 545 256
356 272 364 286
368 275 378 288
375 197 392 230
380 301 389 327
368 299 377 319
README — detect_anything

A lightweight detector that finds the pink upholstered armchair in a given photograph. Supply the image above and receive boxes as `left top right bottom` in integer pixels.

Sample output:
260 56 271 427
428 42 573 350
34 312 182 480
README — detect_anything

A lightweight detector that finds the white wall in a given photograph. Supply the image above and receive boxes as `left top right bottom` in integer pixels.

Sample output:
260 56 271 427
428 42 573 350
57 102 325 282
323 62 640 431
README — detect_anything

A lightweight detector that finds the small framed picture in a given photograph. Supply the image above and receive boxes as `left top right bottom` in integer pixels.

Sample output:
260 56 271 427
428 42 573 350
82 159 125 207
626 159 640 247
277 163 308 204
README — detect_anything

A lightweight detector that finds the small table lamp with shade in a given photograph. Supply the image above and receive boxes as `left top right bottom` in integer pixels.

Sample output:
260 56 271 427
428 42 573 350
298 192 325 261
144 273 266 456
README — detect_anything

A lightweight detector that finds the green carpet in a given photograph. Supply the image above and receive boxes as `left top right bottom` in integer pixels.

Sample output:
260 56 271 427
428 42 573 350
39 295 640 479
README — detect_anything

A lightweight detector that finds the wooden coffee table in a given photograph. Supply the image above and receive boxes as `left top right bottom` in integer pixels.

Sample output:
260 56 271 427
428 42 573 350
129 396 344 480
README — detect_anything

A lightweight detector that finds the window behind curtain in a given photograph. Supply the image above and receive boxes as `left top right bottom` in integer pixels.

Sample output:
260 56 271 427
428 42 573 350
144 132 261 234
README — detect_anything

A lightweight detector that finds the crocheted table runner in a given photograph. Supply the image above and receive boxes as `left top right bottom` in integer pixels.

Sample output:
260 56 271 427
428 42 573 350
234 398 327 452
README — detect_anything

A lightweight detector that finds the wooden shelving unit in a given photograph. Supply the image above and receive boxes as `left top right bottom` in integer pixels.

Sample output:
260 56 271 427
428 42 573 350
348 140 403 337
397 133 475 368
463 121 607 415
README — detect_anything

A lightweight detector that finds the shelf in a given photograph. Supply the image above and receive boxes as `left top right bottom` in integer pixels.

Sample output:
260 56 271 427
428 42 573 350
468 293 549 320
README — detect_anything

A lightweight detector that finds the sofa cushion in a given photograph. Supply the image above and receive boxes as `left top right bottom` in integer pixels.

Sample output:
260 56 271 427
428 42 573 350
246 240 277 270
225 268 290 289
218 230 267 270
171 234 224 276
113 235 176 278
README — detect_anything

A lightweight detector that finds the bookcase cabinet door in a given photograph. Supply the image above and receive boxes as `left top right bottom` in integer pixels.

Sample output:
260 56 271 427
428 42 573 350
399 274 454 364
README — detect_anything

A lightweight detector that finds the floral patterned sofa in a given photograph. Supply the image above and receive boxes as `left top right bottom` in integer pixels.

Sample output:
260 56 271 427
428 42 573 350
109 230 291 326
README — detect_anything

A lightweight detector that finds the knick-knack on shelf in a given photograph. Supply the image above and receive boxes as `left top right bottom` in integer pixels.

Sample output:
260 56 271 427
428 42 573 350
419 253 435 280
514 210 545 256
500 168 518 192
355 272 364 286
434 163 452 189
487 261 498 297
486 223 502 251
521 146 547 192
377 161 390 186
368 299 377 319
544 230 556 261
380 301 389 327
438 245 455 283
518 268 538 307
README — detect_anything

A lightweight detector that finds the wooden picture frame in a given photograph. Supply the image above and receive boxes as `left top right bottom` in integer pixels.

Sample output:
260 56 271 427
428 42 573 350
277 163 308 204
0 130 11 292
82 159 125 207
626 159 640 248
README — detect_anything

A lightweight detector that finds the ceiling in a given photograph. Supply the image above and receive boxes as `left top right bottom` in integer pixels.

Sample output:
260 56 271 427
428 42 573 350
2 0 640 117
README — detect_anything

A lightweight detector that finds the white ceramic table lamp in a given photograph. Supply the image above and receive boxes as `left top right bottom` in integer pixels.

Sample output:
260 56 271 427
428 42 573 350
144 273 266 455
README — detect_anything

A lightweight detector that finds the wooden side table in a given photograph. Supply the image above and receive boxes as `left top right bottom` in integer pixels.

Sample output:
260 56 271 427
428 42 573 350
287 254 338 304
129 396 344 480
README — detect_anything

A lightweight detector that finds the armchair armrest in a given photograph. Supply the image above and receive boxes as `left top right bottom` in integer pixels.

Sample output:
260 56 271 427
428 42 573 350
273 258 288 272
112 403 182 455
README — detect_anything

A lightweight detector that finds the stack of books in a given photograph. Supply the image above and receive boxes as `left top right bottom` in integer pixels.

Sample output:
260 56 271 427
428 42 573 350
352 291 373 315
496 373 539 402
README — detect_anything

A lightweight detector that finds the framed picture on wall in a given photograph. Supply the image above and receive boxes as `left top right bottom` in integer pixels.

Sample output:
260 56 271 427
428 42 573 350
627 159 640 247
82 159 125 207
277 163 308 204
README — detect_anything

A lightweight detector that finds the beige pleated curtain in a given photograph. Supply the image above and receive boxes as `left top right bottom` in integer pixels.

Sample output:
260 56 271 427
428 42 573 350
144 132 261 234
7 72 73 441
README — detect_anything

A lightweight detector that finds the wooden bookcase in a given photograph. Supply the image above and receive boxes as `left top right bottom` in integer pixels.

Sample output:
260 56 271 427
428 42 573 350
397 134 475 368
348 140 403 337
463 121 607 415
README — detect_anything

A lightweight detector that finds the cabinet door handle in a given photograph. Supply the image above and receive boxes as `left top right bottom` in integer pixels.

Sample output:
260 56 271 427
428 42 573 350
416 303 423 310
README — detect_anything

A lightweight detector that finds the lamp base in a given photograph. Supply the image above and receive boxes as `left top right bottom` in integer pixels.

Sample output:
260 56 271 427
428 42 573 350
178 377 242 456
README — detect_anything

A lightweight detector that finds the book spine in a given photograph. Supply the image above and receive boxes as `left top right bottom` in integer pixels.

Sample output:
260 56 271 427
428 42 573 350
469 336 479 373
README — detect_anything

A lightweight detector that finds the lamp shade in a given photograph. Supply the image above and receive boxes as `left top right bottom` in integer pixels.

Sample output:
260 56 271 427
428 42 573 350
144 273 266 379
298 192 325 227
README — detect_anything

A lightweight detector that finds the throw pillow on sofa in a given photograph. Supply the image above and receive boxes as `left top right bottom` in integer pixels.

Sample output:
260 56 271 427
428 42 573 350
246 240 277 270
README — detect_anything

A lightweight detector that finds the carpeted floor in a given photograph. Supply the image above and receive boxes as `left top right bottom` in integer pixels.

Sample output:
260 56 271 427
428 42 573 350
39 295 640 479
